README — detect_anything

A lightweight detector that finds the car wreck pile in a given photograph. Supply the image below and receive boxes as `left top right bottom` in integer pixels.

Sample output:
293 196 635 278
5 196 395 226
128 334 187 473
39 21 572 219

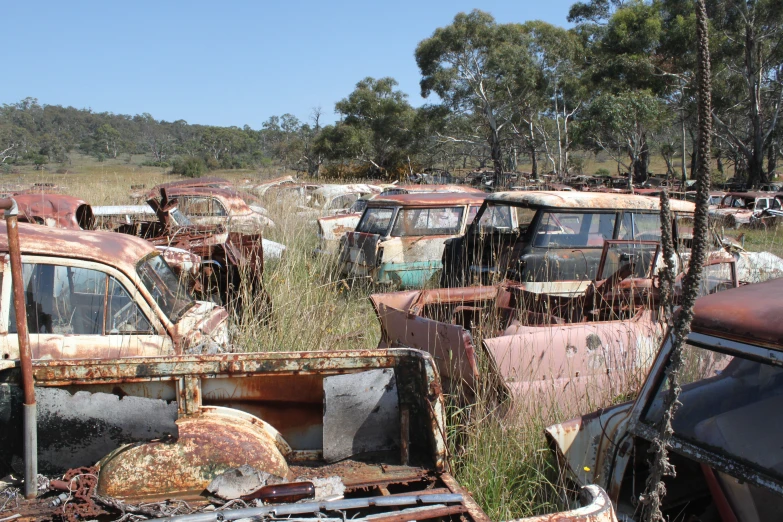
2 178 783 522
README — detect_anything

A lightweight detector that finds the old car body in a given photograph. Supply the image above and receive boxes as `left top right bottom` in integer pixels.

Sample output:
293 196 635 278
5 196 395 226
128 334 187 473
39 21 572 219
3 348 490 521
316 186 485 257
164 186 275 232
303 184 383 216
710 192 782 228
547 278 783 521
0 221 228 362
441 191 695 287
339 193 486 288
14 193 95 230
372 240 739 402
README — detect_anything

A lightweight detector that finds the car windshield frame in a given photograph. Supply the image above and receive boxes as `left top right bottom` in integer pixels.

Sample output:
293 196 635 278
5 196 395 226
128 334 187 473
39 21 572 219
630 332 783 495
136 253 195 323
355 207 396 236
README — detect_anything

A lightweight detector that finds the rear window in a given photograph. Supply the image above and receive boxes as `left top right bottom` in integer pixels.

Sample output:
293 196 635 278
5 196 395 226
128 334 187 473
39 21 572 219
618 213 662 242
391 207 464 236
356 207 394 235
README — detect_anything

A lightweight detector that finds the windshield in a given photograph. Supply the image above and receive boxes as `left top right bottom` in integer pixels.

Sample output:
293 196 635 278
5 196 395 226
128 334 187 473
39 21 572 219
356 207 394 235
137 254 195 322
391 207 464 236
477 203 536 233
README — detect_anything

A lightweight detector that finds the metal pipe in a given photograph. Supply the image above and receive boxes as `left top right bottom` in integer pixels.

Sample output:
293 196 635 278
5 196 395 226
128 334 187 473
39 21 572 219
156 493 464 522
0 198 37 499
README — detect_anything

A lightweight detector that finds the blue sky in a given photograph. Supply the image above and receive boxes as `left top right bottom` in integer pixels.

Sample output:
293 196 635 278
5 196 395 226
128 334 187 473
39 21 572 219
2 1 575 128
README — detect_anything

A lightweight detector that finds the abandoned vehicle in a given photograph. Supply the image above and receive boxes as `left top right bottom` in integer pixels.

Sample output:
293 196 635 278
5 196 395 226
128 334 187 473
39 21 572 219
0 220 229 360
547 278 783 521
440 191 695 287
371 240 739 402
339 192 486 288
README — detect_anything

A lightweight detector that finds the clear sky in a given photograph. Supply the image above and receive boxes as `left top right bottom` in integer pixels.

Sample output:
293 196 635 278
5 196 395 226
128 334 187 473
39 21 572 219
2 1 575 128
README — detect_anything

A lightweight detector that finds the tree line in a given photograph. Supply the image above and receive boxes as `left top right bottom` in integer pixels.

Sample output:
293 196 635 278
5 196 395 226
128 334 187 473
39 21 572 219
1 0 781 186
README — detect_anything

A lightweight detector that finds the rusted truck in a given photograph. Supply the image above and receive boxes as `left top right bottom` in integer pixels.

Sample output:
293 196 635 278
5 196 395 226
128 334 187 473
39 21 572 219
709 191 783 228
371 241 739 403
441 191 695 287
547 278 783 521
339 193 486 288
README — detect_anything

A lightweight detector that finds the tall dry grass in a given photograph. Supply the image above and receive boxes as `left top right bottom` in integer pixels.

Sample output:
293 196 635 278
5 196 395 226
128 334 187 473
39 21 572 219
8 155 781 519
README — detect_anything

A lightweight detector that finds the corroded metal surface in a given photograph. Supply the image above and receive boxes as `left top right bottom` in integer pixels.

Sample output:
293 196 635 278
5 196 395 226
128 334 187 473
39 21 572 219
690 277 783 350
14 193 95 230
488 191 695 212
97 408 292 499
369 192 486 208
385 184 485 194
0 220 155 281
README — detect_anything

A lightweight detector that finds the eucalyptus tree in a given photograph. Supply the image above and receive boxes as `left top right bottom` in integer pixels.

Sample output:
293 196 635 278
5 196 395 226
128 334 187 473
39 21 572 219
415 10 540 184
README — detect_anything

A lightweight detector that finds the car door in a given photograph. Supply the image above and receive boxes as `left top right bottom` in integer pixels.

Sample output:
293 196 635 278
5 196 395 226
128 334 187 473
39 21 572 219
5 257 174 360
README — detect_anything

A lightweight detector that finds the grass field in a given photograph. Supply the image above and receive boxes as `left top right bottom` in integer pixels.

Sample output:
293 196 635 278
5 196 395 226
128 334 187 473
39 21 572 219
5 153 780 519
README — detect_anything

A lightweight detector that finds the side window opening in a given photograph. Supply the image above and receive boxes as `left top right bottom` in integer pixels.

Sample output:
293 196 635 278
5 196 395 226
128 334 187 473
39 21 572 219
7 264 152 336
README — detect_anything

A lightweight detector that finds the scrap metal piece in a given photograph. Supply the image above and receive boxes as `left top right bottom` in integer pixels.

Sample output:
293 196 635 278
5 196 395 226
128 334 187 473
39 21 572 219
323 369 400 462
57 466 106 522
96 407 292 500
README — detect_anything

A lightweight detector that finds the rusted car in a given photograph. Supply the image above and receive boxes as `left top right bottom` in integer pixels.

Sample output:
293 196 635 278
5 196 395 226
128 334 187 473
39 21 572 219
163 186 275 232
441 191 695 287
316 186 484 256
302 184 383 215
339 193 486 288
0 221 228 361
547 278 783 521
371 240 739 401
18 193 271 308
709 191 783 228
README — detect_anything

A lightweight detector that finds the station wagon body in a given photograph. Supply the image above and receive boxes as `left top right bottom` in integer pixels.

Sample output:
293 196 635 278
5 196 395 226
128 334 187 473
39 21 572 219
339 193 486 288
441 191 695 288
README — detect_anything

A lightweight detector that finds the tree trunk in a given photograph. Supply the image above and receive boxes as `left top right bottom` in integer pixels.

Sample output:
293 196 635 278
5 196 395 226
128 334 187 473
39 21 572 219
528 120 538 179
690 131 698 179
768 141 778 178
745 15 768 187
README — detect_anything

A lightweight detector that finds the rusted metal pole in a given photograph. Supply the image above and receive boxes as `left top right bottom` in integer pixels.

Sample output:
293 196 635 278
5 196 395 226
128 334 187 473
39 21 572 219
0 198 37 498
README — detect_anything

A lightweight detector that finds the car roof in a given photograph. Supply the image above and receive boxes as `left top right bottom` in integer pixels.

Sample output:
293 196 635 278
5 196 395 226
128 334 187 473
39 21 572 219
0 220 154 278
691 278 783 351
724 191 775 199
368 192 487 207
487 191 695 212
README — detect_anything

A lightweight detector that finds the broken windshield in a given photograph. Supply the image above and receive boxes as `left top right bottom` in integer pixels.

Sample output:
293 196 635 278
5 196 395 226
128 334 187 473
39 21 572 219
356 207 394 236
643 343 783 480
477 203 536 233
137 253 194 323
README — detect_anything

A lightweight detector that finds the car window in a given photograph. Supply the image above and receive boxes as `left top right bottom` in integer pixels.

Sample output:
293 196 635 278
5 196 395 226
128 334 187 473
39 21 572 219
618 213 662 242
643 344 783 479
391 207 464 236
330 194 359 210
106 277 153 334
137 254 194 323
467 205 480 224
533 212 617 248
356 208 394 235
180 196 227 217
9 264 107 335
772 199 782 210
477 204 535 233
757 199 768 210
